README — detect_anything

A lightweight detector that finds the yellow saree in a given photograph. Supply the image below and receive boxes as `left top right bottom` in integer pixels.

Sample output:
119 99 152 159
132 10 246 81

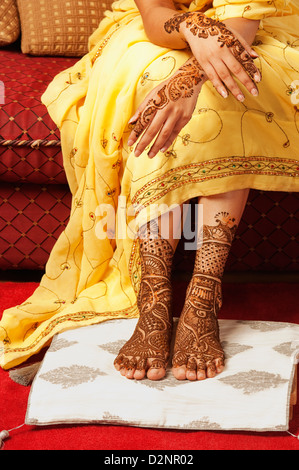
1 0 299 369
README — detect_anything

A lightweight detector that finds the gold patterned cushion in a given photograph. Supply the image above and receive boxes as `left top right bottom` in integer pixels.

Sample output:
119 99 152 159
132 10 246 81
16 0 114 57
0 0 20 46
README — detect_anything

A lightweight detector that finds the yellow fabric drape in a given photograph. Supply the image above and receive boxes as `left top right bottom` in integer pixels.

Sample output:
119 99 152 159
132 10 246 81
1 0 299 369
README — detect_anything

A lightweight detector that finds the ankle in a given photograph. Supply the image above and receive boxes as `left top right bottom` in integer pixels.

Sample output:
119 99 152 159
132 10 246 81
139 235 174 278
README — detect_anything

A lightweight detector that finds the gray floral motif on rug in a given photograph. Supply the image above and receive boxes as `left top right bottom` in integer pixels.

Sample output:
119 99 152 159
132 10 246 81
221 341 253 359
39 365 107 389
273 341 298 357
48 338 78 352
237 320 296 332
219 370 289 395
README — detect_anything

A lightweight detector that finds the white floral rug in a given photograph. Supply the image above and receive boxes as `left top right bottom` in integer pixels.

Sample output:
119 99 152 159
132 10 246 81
26 319 299 431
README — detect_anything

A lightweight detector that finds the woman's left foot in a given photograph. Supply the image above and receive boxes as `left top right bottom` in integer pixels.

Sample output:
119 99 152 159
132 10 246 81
172 274 225 381
172 212 237 381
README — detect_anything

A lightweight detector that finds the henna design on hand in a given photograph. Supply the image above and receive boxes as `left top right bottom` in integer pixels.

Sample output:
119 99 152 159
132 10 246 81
132 85 168 139
172 212 238 377
114 220 174 375
130 58 205 140
165 12 259 80
168 59 204 100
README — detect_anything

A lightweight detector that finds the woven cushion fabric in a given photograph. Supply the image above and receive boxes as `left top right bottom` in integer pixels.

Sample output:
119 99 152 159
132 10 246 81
0 49 76 183
173 191 299 273
0 0 20 47
0 183 71 270
0 49 76 142
17 0 114 57
0 146 67 185
227 191 299 272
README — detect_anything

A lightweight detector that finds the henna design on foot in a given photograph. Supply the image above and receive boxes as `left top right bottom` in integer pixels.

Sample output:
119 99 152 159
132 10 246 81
172 212 237 381
114 221 174 380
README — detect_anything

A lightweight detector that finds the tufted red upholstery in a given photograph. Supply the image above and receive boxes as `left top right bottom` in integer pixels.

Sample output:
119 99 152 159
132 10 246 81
0 46 75 185
0 45 298 273
0 46 75 143
0 183 71 269
173 191 299 274
0 45 76 269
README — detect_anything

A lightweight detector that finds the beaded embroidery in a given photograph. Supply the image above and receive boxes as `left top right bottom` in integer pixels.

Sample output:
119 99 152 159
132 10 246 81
132 156 299 211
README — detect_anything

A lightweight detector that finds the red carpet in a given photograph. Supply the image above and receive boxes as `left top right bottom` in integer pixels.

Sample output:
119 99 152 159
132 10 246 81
0 281 298 450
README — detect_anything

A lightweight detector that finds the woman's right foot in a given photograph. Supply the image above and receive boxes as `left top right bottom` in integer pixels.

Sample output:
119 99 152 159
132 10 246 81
113 288 172 381
114 222 174 380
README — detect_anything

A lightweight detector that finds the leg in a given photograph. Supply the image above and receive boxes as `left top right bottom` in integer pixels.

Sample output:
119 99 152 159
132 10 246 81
172 188 249 381
114 205 183 380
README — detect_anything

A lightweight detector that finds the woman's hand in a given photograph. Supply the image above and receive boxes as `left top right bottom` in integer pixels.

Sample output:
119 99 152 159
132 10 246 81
164 12 261 102
127 57 206 158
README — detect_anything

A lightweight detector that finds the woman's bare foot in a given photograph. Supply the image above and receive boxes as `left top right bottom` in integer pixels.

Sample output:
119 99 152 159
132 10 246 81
172 211 238 381
114 288 172 380
172 274 225 381
114 222 173 380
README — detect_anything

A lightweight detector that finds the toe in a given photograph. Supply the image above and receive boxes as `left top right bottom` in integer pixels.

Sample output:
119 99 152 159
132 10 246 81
147 359 166 381
125 368 135 379
133 358 147 380
147 367 166 381
215 357 225 374
196 358 207 380
206 361 217 378
114 354 124 371
172 365 187 380
186 370 197 381
186 358 197 381
196 369 206 380
125 358 137 379
134 369 146 380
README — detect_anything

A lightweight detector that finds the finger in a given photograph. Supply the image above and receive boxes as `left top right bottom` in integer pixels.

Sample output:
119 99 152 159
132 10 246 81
239 52 261 83
128 91 156 125
210 58 245 101
127 113 143 147
226 37 261 83
134 113 166 157
222 53 259 97
128 97 156 146
234 33 259 60
129 106 158 153
159 119 190 155
128 111 141 126
199 61 229 99
147 115 183 158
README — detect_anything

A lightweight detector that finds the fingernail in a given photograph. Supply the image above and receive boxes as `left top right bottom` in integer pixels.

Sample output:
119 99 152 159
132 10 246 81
237 94 245 102
135 150 141 157
251 88 259 96
221 89 228 98
148 151 155 158
254 73 261 83
127 139 134 146
251 51 259 58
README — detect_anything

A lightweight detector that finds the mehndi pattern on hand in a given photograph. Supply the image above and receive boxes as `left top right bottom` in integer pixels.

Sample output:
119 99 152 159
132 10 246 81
130 57 205 140
165 12 260 81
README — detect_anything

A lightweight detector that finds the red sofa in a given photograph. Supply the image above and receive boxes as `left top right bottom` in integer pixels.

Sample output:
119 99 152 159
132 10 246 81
0 44 75 270
0 43 298 274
